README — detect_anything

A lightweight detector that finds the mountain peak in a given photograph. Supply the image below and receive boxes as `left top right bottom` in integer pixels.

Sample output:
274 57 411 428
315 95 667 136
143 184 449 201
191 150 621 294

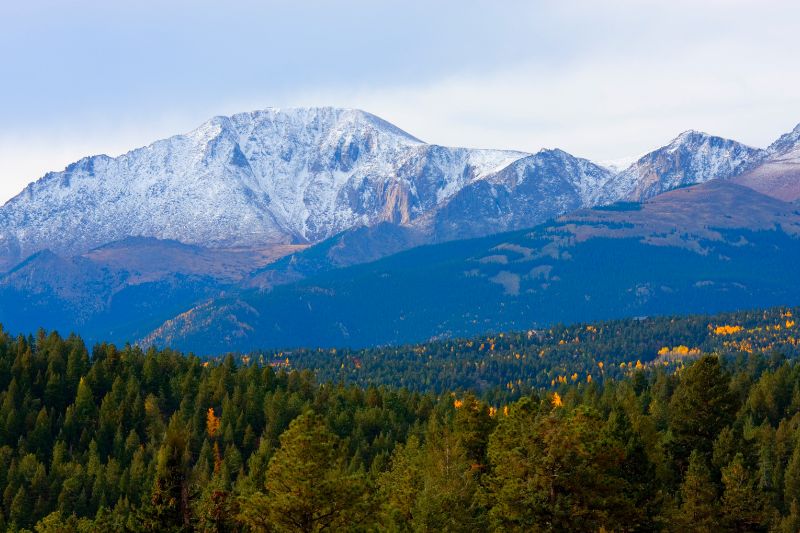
671 129 707 141
666 130 730 151
598 130 767 202
767 122 800 156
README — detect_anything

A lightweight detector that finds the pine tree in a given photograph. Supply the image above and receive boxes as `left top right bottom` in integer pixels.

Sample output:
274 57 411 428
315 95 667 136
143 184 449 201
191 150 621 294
673 450 719 531
784 445 800 507
486 400 628 531
239 411 370 532
140 416 191 532
10 485 30 529
64 377 97 449
452 393 495 468
721 453 768 532
668 356 738 467
378 435 422 529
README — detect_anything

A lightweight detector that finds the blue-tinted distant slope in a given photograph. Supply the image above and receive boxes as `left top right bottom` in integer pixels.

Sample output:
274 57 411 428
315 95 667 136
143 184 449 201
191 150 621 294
142 181 800 353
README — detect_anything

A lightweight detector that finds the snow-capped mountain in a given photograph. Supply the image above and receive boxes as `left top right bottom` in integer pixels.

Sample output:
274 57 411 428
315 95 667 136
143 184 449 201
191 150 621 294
599 130 767 202
4 107 791 276
0 108 526 270
3 108 800 347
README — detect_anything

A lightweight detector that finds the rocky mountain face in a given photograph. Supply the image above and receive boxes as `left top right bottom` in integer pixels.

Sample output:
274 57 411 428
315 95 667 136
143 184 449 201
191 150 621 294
599 130 767 202
429 149 613 241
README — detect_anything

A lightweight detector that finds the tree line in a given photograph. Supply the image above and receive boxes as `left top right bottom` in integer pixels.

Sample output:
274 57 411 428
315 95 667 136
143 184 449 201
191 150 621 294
0 310 798 530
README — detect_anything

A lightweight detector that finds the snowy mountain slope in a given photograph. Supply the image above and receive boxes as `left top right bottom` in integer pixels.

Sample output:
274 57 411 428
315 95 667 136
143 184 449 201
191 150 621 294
599 130 767 202
236 148 618 291
430 149 614 241
767 122 800 157
207 122 800 296
734 123 800 202
0 108 527 270
4 106 792 278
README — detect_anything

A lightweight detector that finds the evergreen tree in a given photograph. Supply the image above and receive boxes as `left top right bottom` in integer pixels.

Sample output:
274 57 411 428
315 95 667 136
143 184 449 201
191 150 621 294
673 450 719 531
239 412 370 532
485 399 629 531
668 356 738 467
378 435 422 529
140 416 191 532
721 453 768 532
778 499 800 533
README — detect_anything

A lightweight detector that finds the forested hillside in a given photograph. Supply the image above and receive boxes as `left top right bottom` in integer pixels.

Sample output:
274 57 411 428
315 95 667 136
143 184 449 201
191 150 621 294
0 307 800 530
247 306 800 403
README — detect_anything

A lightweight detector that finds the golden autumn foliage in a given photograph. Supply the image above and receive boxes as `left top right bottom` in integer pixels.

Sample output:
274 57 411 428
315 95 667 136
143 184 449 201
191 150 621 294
551 392 563 408
714 325 743 336
206 407 221 438
658 345 701 357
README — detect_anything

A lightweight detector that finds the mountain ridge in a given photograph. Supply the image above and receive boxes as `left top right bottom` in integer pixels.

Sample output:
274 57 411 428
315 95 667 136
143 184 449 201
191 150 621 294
4 108 795 275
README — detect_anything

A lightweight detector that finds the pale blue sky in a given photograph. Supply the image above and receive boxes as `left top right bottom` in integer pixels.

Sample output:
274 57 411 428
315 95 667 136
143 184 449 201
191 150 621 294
2 0 800 202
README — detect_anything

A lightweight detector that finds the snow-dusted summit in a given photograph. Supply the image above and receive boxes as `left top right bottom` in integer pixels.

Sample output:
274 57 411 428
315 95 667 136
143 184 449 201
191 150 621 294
0 108 526 268
431 149 614 241
599 130 767 203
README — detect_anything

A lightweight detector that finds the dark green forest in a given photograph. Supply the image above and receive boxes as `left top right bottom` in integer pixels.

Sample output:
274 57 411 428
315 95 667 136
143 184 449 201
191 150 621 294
249 306 800 403
0 307 799 531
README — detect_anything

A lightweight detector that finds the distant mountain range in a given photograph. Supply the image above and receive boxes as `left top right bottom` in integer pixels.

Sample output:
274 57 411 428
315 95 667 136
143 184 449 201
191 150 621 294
1 108 799 351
